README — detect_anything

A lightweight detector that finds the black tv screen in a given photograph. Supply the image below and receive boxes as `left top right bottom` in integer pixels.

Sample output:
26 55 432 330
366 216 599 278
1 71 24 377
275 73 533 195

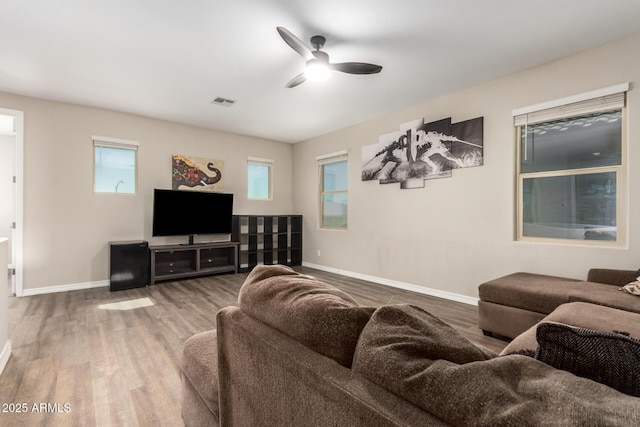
152 189 234 237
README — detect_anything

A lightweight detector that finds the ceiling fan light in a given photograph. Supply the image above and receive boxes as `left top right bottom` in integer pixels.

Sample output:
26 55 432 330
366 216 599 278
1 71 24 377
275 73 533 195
305 60 330 82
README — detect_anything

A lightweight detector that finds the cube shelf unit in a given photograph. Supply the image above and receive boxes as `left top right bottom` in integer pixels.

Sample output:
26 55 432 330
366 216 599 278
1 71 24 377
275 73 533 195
149 241 238 285
232 215 302 272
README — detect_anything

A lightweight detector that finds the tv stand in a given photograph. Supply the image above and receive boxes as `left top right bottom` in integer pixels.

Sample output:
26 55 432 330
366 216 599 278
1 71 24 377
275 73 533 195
149 241 238 285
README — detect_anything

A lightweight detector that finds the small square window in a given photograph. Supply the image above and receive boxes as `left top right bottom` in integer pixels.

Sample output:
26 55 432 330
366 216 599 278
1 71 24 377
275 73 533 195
93 137 138 194
248 157 273 200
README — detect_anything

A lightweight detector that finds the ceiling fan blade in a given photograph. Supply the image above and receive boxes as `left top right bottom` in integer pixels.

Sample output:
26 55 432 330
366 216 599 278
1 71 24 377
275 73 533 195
331 62 382 75
285 73 307 88
277 27 314 61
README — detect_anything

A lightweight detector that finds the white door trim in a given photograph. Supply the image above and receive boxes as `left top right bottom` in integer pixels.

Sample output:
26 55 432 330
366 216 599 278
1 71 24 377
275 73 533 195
0 108 24 297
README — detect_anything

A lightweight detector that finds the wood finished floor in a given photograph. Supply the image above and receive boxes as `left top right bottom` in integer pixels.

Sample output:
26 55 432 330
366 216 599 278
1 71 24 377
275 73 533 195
0 266 506 426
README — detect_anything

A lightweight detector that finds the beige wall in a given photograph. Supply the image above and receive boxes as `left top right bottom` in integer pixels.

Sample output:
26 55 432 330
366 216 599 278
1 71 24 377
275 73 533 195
2 33 638 297
0 92 294 292
293 33 640 299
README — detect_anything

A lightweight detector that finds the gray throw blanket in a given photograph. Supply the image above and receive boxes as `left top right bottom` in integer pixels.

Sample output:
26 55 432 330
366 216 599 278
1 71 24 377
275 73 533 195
352 304 640 426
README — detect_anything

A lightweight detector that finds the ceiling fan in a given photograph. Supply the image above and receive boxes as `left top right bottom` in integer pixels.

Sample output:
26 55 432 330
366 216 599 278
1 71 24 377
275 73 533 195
277 26 382 88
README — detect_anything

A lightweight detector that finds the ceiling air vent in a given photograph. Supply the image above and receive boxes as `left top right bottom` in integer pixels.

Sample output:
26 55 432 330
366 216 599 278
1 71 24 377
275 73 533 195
212 97 236 107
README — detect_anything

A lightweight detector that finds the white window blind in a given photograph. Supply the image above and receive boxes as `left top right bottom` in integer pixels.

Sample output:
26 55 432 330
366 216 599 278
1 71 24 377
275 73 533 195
513 83 628 126
316 150 348 165
247 156 273 165
92 135 139 150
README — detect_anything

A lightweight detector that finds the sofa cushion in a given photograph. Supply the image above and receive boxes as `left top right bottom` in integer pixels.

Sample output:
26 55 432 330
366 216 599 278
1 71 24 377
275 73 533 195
238 265 374 367
567 281 640 314
478 272 584 314
587 268 637 286
353 304 640 425
353 304 496 367
501 302 640 356
535 322 640 397
180 330 219 418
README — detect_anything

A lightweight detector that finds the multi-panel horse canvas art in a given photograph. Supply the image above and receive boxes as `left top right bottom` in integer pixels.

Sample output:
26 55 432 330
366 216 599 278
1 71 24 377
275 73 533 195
362 116 484 189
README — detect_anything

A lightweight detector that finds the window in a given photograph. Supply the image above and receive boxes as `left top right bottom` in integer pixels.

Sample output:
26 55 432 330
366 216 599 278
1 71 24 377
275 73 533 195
247 157 273 200
317 150 348 229
514 84 628 244
93 136 138 194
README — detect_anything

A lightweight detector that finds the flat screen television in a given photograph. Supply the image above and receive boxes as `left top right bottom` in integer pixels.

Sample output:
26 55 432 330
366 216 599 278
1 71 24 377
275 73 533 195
152 189 234 244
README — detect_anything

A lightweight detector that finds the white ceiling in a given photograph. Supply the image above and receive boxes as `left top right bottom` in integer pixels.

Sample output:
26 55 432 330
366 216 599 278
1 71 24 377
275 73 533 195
0 1 639 143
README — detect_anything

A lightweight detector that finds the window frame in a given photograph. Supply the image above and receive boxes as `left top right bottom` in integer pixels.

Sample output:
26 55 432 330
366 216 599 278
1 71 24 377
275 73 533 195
92 136 139 195
247 156 273 201
513 84 628 246
317 150 348 231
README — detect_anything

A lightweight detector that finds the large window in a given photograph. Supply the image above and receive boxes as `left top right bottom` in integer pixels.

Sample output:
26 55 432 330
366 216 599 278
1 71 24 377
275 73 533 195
247 157 273 200
317 151 348 229
93 136 138 194
514 84 627 244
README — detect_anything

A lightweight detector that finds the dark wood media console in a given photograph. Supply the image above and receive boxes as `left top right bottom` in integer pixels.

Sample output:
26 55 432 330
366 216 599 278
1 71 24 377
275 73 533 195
149 241 239 285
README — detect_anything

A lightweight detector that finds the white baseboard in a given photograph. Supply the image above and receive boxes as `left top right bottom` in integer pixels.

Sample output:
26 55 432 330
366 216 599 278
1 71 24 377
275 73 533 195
302 262 478 306
0 340 11 376
21 280 109 297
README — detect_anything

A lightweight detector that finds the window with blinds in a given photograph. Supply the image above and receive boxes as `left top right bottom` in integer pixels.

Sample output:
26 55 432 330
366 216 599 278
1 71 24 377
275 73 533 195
93 136 138 194
317 150 348 230
513 84 628 244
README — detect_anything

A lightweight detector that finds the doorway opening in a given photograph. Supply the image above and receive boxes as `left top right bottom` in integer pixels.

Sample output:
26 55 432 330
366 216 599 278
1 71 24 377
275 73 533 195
0 108 23 296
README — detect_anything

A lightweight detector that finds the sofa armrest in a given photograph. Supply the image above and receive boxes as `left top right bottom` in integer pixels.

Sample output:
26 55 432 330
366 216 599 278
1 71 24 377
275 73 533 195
587 269 636 286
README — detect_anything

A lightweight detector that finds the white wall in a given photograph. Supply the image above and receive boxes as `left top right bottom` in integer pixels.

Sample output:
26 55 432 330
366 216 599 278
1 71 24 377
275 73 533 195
0 135 13 257
0 238 9 375
0 92 294 293
293 33 640 299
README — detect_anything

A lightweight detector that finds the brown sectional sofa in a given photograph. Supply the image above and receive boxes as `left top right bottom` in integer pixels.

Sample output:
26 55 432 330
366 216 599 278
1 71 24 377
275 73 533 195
501 302 640 355
181 265 640 426
478 268 639 339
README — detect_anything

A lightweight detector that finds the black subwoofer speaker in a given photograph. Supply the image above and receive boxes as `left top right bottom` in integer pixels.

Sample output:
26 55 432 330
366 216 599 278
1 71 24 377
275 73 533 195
109 241 150 291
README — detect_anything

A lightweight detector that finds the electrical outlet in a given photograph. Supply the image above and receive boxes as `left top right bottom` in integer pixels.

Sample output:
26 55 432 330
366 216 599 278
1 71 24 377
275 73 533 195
317 249 321 257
